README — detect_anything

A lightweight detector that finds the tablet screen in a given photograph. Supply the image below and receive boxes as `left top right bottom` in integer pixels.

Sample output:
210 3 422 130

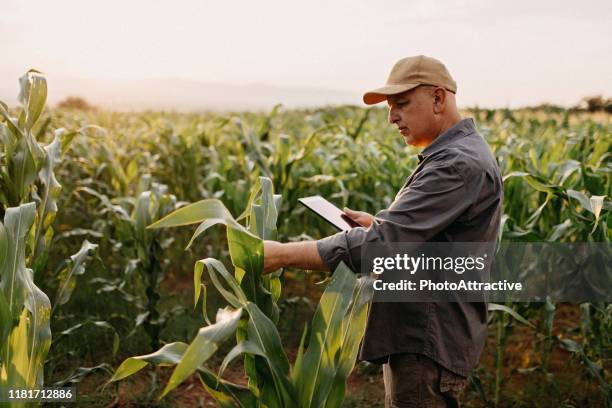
298 195 363 231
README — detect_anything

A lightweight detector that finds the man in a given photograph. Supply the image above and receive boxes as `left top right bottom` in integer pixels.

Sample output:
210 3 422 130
264 55 503 407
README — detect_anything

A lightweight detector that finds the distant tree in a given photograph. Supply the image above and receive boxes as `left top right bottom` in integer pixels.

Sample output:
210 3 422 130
522 103 565 113
577 95 612 113
57 96 96 111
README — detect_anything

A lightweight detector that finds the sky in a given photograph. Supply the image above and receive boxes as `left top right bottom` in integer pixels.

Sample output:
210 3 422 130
1 0 611 110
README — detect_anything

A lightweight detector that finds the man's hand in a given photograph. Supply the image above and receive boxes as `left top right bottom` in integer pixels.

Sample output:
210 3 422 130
343 207 375 228
263 240 329 274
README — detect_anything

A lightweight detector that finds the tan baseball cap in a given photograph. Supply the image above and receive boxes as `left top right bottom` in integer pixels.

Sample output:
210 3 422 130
363 55 457 105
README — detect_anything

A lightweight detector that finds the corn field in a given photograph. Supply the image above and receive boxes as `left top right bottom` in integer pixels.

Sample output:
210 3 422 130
0 72 610 407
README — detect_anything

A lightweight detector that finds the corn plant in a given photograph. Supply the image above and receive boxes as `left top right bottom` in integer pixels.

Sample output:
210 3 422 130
476 113 611 406
132 181 178 351
109 177 373 407
0 202 51 404
0 71 100 405
76 176 178 351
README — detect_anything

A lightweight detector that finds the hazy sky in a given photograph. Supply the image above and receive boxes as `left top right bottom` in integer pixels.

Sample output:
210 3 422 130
1 0 611 108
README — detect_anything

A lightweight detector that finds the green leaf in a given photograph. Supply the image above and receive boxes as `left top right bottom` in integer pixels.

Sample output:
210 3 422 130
504 172 562 194
502 171 529 182
23 283 52 386
250 177 280 240
218 340 265 380
54 320 119 358
0 290 11 348
590 195 605 221
54 364 113 387
53 240 98 312
2 287 52 390
324 272 373 408
0 203 37 319
18 70 47 132
293 263 370 408
109 342 189 382
0 221 7 266
228 228 264 300
133 191 153 246
200 284 212 325
567 190 593 214
3 308 33 389
542 297 556 339
523 176 562 194
243 302 295 406
161 308 243 397
0 100 24 140
198 369 257 408
197 258 247 309
488 303 534 328
148 198 249 233
186 218 231 250
556 159 581 185
524 193 552 229
559 338 582 353
33 133 63 261
11 137 38 205
292 323 308 382
547 219 573 241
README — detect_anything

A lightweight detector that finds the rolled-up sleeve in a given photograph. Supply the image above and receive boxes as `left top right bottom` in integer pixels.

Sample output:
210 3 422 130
317 156 477 273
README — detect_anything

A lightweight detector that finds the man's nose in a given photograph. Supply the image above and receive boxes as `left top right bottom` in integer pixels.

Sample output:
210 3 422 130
388 108 399 125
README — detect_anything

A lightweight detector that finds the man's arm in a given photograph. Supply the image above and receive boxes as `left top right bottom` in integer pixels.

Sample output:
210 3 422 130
315 155 476 273
262 207 374 274
264 158 472 275
263 240 329 273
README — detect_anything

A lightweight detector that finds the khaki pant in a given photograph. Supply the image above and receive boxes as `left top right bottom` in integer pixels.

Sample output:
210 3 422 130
383 353 467 408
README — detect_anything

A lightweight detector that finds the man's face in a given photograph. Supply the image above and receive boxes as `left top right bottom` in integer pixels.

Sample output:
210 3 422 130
387 86 440 147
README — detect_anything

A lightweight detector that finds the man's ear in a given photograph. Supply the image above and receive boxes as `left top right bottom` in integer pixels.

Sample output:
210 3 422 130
432 87 446 114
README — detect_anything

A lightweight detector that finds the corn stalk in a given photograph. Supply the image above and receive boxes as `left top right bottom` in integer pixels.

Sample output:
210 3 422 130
0 71 98 406
110 177 373 407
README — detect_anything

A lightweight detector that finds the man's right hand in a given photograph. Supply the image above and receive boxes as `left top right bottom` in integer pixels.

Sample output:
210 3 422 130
342 207 375 228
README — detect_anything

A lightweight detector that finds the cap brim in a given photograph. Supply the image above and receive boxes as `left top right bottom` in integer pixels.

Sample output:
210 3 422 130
363 83 420 105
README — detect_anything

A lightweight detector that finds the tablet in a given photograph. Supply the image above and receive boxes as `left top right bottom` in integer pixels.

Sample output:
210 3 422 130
298 195 364 231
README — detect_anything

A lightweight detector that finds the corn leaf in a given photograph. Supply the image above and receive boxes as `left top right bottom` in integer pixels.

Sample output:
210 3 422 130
18 70 47 133
198 368 257 408
218 340 265 380
33 133 63 262
488 303 534 328
53 240 98 311
324 273 373 408
148 198 249 233
243 302 295 407
197 258 247 309
110 342 189 382
0 203 37 319
161 307 243 397
293 262 368 407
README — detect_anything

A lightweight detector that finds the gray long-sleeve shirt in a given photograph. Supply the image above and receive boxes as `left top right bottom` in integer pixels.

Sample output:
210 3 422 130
316 118 503 377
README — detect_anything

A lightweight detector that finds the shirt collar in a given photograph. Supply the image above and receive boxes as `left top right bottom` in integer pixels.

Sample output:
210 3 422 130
418 118 475 163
